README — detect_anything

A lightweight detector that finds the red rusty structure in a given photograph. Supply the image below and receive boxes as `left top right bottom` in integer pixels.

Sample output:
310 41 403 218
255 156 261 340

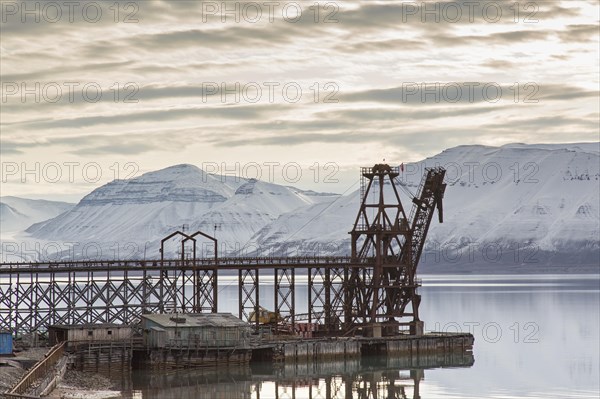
344 164 446 336
0 165 446 338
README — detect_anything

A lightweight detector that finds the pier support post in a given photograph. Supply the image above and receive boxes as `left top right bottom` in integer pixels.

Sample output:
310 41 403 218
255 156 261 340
410 321 424 336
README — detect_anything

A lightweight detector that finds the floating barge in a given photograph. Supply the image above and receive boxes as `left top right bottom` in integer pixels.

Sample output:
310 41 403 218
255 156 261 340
129 313 474 370
135 333 474 371
42 314 473 372
275 333 474 364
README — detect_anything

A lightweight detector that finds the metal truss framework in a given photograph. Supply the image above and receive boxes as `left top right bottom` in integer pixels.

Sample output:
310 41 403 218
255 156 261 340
308 266 345 332
238 267 259 328
0 165 445 336
0 258 358 334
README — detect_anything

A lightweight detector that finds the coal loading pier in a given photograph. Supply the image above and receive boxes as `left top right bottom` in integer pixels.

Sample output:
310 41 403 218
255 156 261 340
0 165 474 373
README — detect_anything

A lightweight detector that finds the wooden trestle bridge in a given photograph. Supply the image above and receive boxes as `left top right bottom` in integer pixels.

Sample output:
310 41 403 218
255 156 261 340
0 165 447 337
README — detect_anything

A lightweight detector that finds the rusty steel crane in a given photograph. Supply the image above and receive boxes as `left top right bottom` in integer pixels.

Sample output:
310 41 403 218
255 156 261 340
344 164 446 337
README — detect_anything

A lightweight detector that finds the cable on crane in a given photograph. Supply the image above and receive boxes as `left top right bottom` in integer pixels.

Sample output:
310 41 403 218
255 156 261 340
393 176 416 199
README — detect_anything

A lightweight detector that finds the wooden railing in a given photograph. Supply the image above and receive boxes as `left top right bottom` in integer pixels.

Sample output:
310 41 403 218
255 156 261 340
5 342 66 398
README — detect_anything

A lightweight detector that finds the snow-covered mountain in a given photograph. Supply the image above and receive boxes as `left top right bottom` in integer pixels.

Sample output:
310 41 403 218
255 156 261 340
251 143 600 271
0 196 74 234
24 164 339 260
7 143 600 271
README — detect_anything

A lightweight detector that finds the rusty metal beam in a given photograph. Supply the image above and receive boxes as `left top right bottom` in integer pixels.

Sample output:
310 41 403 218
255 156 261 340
239 268 259 331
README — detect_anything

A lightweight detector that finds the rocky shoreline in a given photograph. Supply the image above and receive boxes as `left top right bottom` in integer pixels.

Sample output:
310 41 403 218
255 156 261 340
47 370 122 399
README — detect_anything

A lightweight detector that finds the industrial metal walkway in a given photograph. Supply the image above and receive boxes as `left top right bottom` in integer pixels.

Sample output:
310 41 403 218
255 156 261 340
0 165 446 337
0 256 360 334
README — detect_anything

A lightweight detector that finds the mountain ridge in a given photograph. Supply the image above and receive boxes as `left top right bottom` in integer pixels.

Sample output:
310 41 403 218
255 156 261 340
3 143 598 271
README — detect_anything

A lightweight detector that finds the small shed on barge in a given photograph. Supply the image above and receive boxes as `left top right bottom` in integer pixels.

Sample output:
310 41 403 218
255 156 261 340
48 323 133 346
141 313 251 349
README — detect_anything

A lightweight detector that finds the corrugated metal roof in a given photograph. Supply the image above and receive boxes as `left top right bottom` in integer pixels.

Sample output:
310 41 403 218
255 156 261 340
141 313 249 328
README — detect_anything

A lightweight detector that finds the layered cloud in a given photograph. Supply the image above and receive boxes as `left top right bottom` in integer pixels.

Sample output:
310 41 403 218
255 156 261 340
1 0 598 199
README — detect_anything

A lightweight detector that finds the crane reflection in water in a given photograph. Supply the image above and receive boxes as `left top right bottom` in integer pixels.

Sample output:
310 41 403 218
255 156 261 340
128 353 474 399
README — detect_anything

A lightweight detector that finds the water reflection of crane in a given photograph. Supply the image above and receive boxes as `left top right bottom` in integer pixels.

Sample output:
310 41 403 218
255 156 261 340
133 351 473 399
273 362 427 399
352 369 422 399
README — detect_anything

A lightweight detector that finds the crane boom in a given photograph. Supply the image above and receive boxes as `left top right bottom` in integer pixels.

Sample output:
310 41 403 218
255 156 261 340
402 166 446 270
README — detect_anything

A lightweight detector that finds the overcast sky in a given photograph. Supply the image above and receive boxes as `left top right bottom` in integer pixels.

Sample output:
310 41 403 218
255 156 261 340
1 0 599 201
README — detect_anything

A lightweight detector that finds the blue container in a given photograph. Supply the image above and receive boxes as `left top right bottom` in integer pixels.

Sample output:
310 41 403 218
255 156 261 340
0 332 13 355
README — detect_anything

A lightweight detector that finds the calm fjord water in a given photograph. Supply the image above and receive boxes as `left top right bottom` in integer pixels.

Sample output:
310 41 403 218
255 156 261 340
122 274 599 399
